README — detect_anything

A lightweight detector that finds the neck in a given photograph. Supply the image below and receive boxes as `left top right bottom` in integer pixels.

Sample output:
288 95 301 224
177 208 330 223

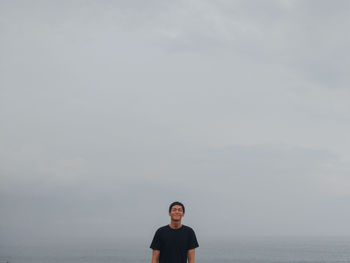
169 221 182 229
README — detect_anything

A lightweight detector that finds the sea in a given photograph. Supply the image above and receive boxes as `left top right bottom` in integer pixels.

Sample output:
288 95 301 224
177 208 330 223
1 236 350 263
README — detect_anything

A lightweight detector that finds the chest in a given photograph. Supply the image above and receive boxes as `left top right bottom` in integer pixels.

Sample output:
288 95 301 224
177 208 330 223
160 230 190 249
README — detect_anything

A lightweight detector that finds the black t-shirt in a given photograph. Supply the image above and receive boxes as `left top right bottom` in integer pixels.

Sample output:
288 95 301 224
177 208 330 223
150 224 199 263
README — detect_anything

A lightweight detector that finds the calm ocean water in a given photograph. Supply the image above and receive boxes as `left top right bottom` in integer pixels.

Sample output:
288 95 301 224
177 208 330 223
1 237 350 263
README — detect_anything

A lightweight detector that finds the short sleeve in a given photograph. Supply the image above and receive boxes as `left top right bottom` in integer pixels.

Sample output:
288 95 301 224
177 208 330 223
150 229 161 250
188 228 199 250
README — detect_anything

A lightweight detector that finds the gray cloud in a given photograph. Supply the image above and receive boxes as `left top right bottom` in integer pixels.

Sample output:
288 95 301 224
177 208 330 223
1 143 350 244
1 0 350 246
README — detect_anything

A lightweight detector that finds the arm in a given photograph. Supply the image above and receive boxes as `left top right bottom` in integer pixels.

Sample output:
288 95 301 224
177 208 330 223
151 249 160 263
187 248 195 263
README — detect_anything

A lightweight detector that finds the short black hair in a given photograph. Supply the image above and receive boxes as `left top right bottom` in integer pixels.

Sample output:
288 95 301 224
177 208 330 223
169 201 185 213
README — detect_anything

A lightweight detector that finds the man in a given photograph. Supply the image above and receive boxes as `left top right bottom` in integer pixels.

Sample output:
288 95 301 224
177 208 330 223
150 201 199 263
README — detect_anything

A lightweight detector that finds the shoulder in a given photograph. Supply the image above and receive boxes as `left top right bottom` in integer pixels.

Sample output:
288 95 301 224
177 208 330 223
182 225 196 233
155 225 170 233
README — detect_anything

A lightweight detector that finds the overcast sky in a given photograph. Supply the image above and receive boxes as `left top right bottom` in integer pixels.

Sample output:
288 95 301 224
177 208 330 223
1 0 350 246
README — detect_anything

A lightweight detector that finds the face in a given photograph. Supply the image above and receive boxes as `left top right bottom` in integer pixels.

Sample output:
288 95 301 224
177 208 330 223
169 205 184 222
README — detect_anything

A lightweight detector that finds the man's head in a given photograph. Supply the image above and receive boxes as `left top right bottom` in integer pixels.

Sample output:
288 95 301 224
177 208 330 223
169 201 185 222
